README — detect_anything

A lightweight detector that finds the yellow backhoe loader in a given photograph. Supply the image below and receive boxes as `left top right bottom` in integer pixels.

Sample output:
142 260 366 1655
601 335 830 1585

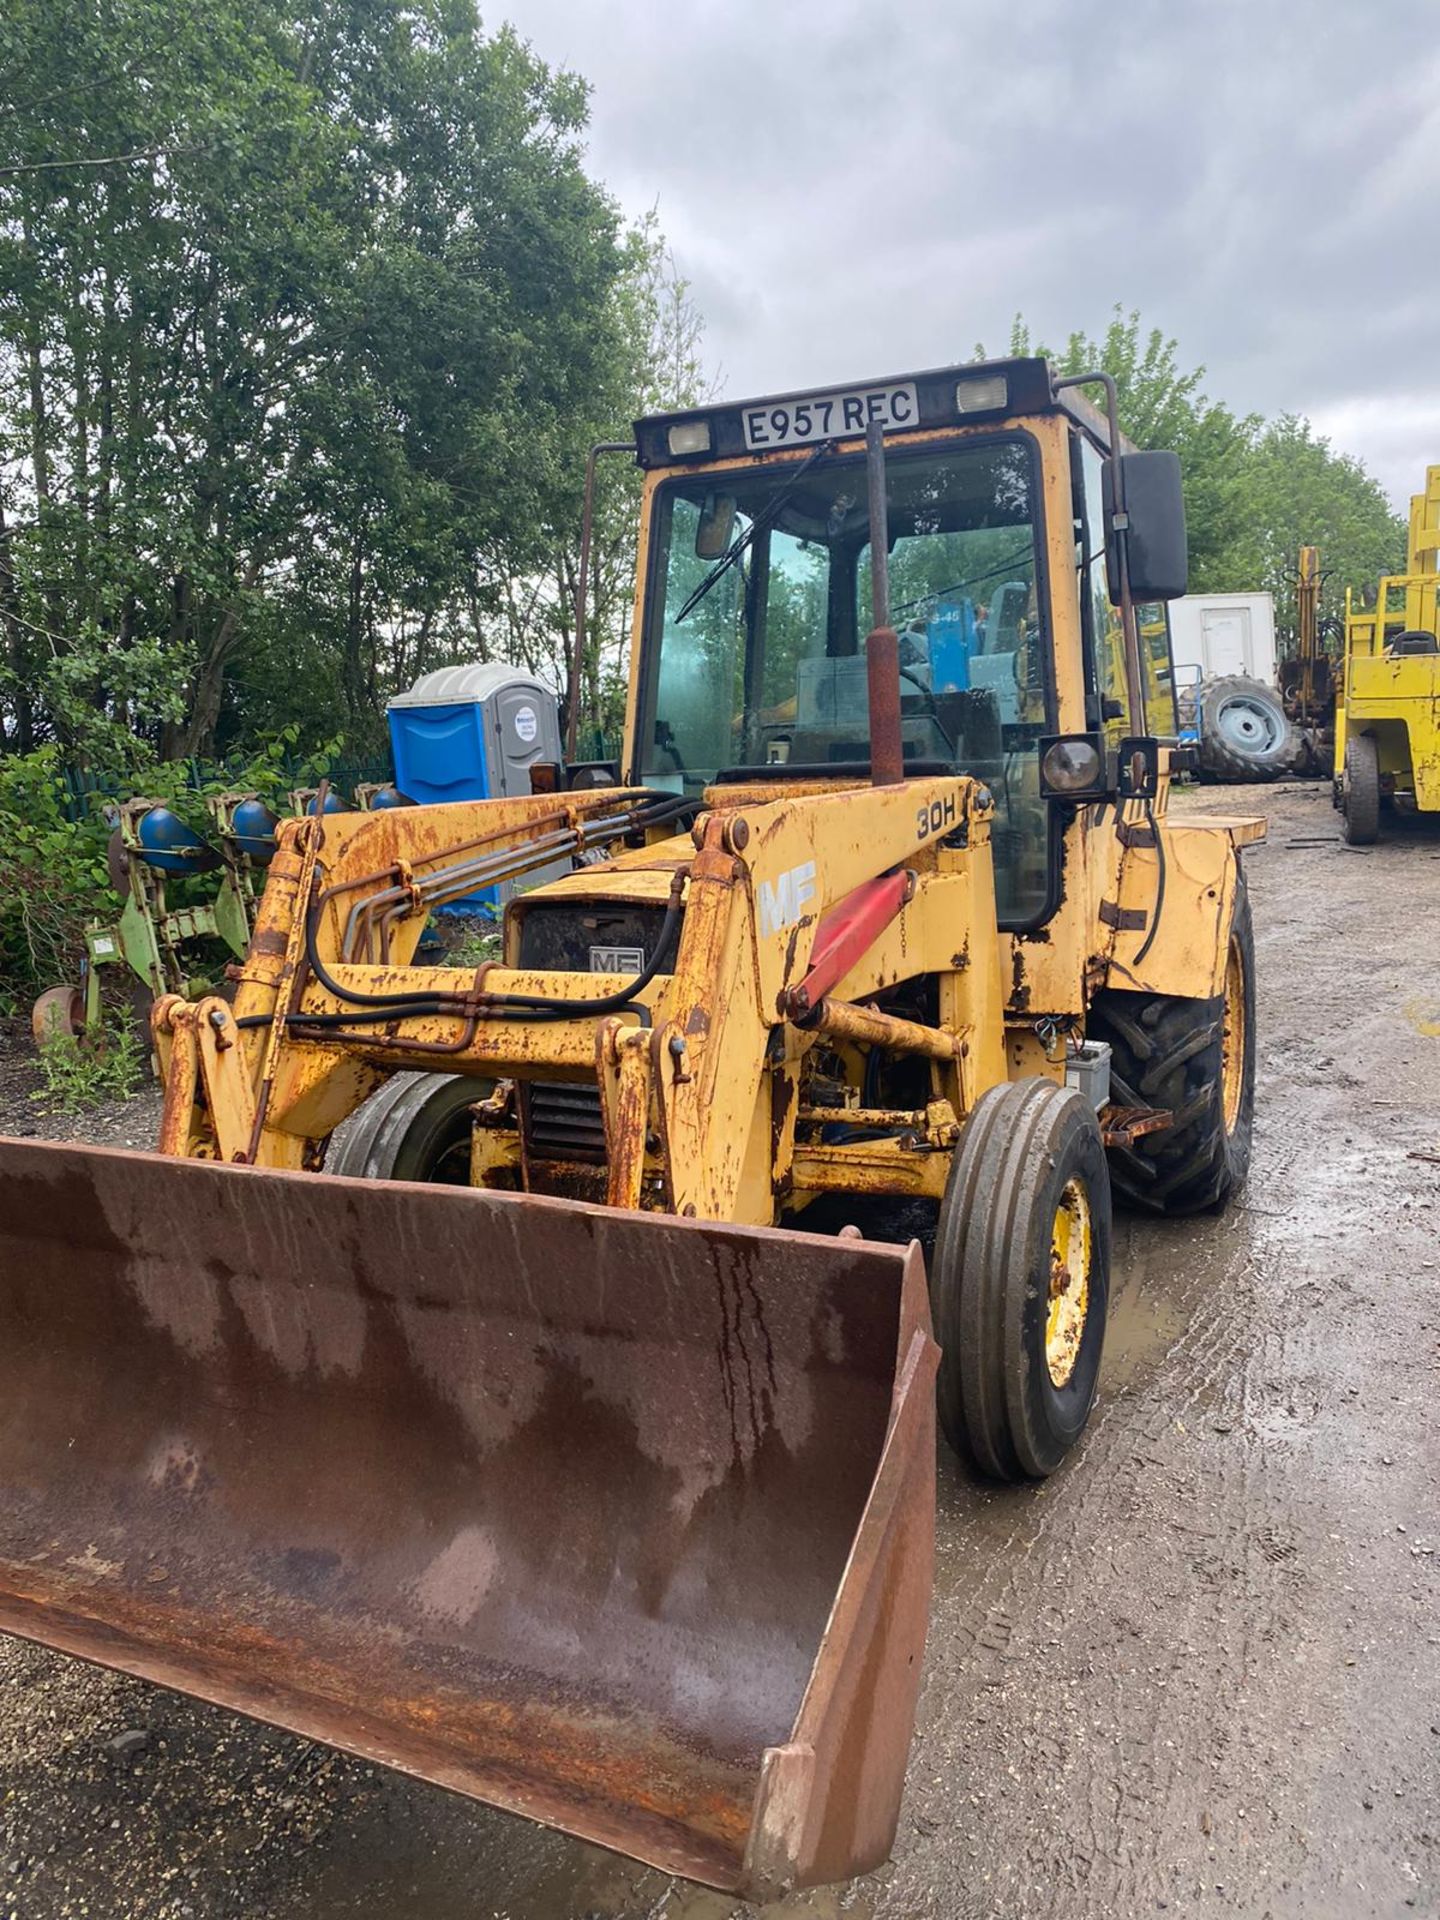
0 357 1262 1898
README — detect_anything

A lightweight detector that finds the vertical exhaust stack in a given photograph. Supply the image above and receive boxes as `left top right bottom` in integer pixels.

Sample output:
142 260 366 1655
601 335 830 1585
864 417 904 786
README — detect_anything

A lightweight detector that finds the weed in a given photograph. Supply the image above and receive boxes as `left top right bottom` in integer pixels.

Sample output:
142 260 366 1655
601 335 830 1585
32 1016 145 1113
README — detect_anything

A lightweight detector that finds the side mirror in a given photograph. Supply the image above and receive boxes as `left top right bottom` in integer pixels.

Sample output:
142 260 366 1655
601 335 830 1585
1104 450 1188 602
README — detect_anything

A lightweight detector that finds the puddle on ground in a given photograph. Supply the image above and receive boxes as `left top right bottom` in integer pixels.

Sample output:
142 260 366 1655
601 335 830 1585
1102 1274 1187 1389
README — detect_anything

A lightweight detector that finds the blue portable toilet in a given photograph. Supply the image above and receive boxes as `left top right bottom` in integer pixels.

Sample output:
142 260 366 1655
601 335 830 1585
386 663 565 909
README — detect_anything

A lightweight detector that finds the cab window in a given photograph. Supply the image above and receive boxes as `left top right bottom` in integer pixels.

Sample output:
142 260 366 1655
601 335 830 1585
639 436 1056 924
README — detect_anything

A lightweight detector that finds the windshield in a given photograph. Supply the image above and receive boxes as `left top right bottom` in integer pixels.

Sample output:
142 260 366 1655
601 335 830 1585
637 436 1052 922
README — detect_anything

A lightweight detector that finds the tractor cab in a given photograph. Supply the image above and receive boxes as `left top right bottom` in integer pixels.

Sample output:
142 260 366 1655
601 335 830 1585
624 357 1183 926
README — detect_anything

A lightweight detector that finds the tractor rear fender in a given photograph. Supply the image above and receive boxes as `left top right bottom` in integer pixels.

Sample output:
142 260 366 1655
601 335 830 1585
1101 814 1264 1001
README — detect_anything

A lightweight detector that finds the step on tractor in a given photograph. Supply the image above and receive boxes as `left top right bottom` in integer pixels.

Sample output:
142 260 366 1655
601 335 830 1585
1336 464 1440 843
0 357 1262 1898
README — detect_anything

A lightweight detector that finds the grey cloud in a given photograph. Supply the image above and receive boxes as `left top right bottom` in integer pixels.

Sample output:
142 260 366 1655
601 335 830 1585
505 0 1440 506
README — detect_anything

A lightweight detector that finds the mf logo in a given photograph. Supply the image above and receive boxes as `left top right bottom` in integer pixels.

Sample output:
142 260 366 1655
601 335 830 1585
757 859 817 938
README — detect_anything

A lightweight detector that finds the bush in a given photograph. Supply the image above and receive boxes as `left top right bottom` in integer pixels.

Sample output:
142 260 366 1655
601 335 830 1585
0 733 350 1012
0 749 110 1011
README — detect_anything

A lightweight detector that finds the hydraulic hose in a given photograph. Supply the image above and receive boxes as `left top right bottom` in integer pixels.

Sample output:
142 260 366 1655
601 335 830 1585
300 870 687 1025
1131 797 1166 967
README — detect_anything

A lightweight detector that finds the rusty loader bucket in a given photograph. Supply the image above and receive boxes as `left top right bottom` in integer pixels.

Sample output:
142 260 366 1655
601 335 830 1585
0 1139 937 1897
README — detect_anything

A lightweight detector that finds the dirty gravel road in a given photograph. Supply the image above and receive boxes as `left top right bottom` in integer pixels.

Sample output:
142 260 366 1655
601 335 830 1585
0 780 1437 1920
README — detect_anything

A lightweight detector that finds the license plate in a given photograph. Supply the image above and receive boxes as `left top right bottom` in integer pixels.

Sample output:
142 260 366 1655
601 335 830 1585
590 945 644 974
741 381 919 452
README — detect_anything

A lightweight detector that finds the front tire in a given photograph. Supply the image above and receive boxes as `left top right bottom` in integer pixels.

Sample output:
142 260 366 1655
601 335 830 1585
325 1072 486 1183
930 1079 1112 1481
1341 733 1380 844
1088 874 1256 1215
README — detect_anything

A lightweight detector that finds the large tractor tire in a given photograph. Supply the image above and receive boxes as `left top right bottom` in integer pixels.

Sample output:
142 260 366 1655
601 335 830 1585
1340 732 1381 845
325 1071 486 1183
1088 874 1255 1216
1197 675 1296 781
929 1078 1111 1481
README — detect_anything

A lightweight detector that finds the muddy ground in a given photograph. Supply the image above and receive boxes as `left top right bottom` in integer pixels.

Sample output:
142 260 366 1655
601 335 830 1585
0 780 1437 1920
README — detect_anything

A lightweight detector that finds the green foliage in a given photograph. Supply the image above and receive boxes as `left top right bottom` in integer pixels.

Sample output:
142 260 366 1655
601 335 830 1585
0 0 655 760
1218 415 1405 635
993 309 1406 632
31 1016 144 1113
0 735 347 1002
0 746 109 996
439 920 503 969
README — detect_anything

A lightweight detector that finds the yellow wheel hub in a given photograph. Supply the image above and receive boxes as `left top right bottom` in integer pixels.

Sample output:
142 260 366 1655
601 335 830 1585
1045 1177 1091 1389
1220 933 1247 1135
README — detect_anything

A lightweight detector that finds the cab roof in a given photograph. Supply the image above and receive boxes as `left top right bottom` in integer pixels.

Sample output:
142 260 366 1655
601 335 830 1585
632 354 1123 469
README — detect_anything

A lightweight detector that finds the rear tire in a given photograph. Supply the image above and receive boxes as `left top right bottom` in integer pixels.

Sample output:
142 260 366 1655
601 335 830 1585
1341 733 1380 844
929 1079 1111 1481
1088 875 1256 1215
325 1072 486 1183
1197 676 1295 781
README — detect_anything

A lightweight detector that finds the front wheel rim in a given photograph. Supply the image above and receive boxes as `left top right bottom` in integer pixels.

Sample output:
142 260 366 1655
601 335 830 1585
1045 1177 1092 1388
1221 933 1247 1134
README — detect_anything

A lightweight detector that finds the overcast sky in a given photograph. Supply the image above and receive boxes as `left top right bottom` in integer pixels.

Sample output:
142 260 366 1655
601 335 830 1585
499 0 1440 511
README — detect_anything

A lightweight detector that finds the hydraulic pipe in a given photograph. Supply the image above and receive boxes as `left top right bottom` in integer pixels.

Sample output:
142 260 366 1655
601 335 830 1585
796 995 961 1064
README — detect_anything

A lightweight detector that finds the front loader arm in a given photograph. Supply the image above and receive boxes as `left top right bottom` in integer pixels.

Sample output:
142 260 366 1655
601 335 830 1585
153 776 1007 1230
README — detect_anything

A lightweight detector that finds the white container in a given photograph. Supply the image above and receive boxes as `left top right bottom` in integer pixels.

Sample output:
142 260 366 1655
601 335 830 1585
1166 593 1277 686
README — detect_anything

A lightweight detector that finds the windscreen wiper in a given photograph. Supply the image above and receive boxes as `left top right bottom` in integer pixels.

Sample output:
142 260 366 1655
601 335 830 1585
675 440 833 623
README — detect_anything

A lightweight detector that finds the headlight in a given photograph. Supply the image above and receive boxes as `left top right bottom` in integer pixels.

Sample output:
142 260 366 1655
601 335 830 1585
954 374 1009 414
667 420 711 456
1041 736 1105 795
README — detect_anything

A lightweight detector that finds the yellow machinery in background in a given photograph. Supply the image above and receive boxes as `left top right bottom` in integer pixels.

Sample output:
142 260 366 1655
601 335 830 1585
1277 544 1339 774
1336 466 1440 841
0 358 1262 1898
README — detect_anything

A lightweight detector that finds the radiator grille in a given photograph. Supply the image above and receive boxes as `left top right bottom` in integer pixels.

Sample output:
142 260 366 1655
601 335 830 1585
522 1081 606 1164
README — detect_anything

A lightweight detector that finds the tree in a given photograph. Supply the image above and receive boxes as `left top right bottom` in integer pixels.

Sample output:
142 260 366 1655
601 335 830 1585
0 0 640 762
560 211 718 750
986 309 1404 633
999 310 1257 590
1221 415 1404 639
